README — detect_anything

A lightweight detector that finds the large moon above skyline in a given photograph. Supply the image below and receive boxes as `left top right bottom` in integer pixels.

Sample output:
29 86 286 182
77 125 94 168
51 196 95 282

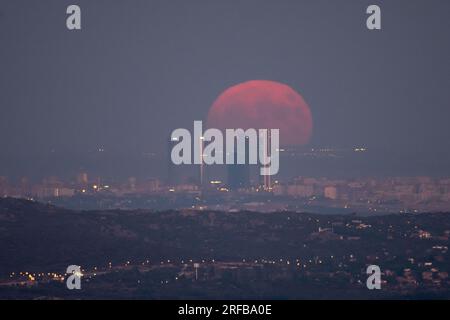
206 80 313 146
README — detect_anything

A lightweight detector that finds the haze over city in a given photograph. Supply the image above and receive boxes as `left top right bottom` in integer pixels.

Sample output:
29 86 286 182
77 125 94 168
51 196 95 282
0 0 449 302
1 0 450 181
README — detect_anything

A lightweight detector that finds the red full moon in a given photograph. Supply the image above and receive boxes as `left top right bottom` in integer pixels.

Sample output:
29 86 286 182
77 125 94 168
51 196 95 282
206 80 313 146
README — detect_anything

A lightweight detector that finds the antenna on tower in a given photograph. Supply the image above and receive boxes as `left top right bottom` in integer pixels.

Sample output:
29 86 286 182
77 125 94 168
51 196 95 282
193 263 200 281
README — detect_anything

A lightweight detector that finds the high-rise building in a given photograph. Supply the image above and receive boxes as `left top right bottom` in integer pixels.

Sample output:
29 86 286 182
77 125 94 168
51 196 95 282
76 172 88 185
167 135 178 186
228 164 250 190
199 136 205 189
227 137 250 190
257 129 273 191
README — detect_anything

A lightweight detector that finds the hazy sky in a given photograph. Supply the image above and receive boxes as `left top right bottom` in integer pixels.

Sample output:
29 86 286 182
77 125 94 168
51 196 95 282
0 0 449 177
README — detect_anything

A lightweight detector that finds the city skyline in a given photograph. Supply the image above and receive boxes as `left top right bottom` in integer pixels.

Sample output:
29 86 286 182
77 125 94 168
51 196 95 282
1 1 450 168
1 0 450 302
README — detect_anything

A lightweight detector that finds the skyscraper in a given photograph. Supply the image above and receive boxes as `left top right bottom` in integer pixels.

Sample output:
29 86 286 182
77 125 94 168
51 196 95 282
227 137 250 190
167 135 178 186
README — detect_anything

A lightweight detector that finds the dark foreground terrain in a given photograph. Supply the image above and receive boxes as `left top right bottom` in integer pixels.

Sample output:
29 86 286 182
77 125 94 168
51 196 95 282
0 197 449 299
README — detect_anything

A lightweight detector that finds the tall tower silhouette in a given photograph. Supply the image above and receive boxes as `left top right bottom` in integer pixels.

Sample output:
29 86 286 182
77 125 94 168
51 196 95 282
167 135 178 186
263 129 272 191
227 136 250 190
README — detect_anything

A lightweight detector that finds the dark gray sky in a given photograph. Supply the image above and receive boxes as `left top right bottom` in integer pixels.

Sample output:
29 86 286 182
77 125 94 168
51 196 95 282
0 0 449 178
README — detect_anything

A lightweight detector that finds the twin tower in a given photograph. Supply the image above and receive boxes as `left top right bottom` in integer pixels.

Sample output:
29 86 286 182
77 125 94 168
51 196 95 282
167 121 280 190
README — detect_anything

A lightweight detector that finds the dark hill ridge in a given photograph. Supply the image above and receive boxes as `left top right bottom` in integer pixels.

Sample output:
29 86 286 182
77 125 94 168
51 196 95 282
0 197 60 215
0 197 449 279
